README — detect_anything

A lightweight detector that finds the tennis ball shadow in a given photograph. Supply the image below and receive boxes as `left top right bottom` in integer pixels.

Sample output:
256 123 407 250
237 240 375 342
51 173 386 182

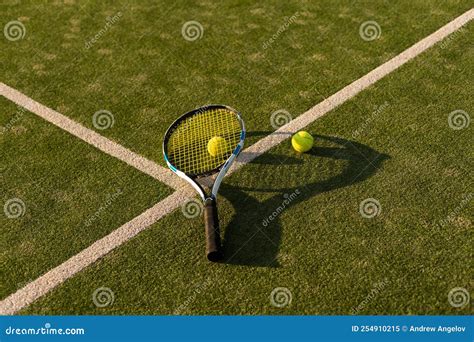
218 134 390 267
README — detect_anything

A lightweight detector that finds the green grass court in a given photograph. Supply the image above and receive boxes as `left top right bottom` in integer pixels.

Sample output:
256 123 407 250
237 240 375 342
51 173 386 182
1 1 472 315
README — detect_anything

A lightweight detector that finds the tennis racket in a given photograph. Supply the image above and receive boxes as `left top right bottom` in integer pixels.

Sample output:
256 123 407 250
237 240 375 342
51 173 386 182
163 105 245 261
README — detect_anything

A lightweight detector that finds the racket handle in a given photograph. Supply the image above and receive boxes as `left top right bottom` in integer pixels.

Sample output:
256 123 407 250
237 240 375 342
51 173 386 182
204 198 223 262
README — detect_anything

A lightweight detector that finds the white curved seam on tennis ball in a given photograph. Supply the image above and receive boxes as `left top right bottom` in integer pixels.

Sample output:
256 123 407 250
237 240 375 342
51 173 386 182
0 82 184 190
0 8 472 314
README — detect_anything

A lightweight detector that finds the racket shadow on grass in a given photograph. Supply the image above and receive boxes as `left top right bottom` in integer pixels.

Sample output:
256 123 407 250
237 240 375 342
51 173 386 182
218 134 390 267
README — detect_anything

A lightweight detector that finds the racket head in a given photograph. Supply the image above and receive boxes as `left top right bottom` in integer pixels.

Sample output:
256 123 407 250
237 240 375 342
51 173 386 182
163 105 245 179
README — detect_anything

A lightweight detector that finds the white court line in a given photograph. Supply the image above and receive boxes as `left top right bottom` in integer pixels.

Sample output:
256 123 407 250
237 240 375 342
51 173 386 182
1 8 472 315
0 189 195 315
229 8 474 172
0 83 183 190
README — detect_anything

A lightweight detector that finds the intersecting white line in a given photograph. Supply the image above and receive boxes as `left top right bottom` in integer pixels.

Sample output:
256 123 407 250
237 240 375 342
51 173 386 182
0 82 184 190
0 7 472 315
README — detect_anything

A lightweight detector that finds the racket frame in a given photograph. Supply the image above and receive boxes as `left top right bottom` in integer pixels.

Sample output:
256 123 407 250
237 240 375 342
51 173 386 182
163 104 246 260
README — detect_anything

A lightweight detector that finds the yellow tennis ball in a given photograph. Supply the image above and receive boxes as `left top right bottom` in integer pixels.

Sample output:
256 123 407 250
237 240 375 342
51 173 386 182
208 136 228 157
291 131 314 153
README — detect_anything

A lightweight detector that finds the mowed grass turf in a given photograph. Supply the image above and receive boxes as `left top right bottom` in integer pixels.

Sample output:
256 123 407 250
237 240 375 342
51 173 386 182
21 21 473 314
0 98 172 299
1 1 472 164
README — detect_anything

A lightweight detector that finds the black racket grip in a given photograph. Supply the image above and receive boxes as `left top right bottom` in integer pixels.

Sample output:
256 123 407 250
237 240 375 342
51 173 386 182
204 198 223 262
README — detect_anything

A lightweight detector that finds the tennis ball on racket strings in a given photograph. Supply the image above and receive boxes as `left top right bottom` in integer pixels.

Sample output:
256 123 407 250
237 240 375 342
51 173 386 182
291 131 314 153
208 136 228 157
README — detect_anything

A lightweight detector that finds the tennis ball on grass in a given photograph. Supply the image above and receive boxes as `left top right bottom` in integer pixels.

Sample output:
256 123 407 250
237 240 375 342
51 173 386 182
208 136 228 157
291 131 314 153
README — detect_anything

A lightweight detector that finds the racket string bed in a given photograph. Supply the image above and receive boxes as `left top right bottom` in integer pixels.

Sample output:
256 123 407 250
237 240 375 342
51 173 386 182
167 108 240 175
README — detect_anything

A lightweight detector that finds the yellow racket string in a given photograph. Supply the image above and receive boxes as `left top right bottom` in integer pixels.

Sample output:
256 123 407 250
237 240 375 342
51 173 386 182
167 108 241 175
